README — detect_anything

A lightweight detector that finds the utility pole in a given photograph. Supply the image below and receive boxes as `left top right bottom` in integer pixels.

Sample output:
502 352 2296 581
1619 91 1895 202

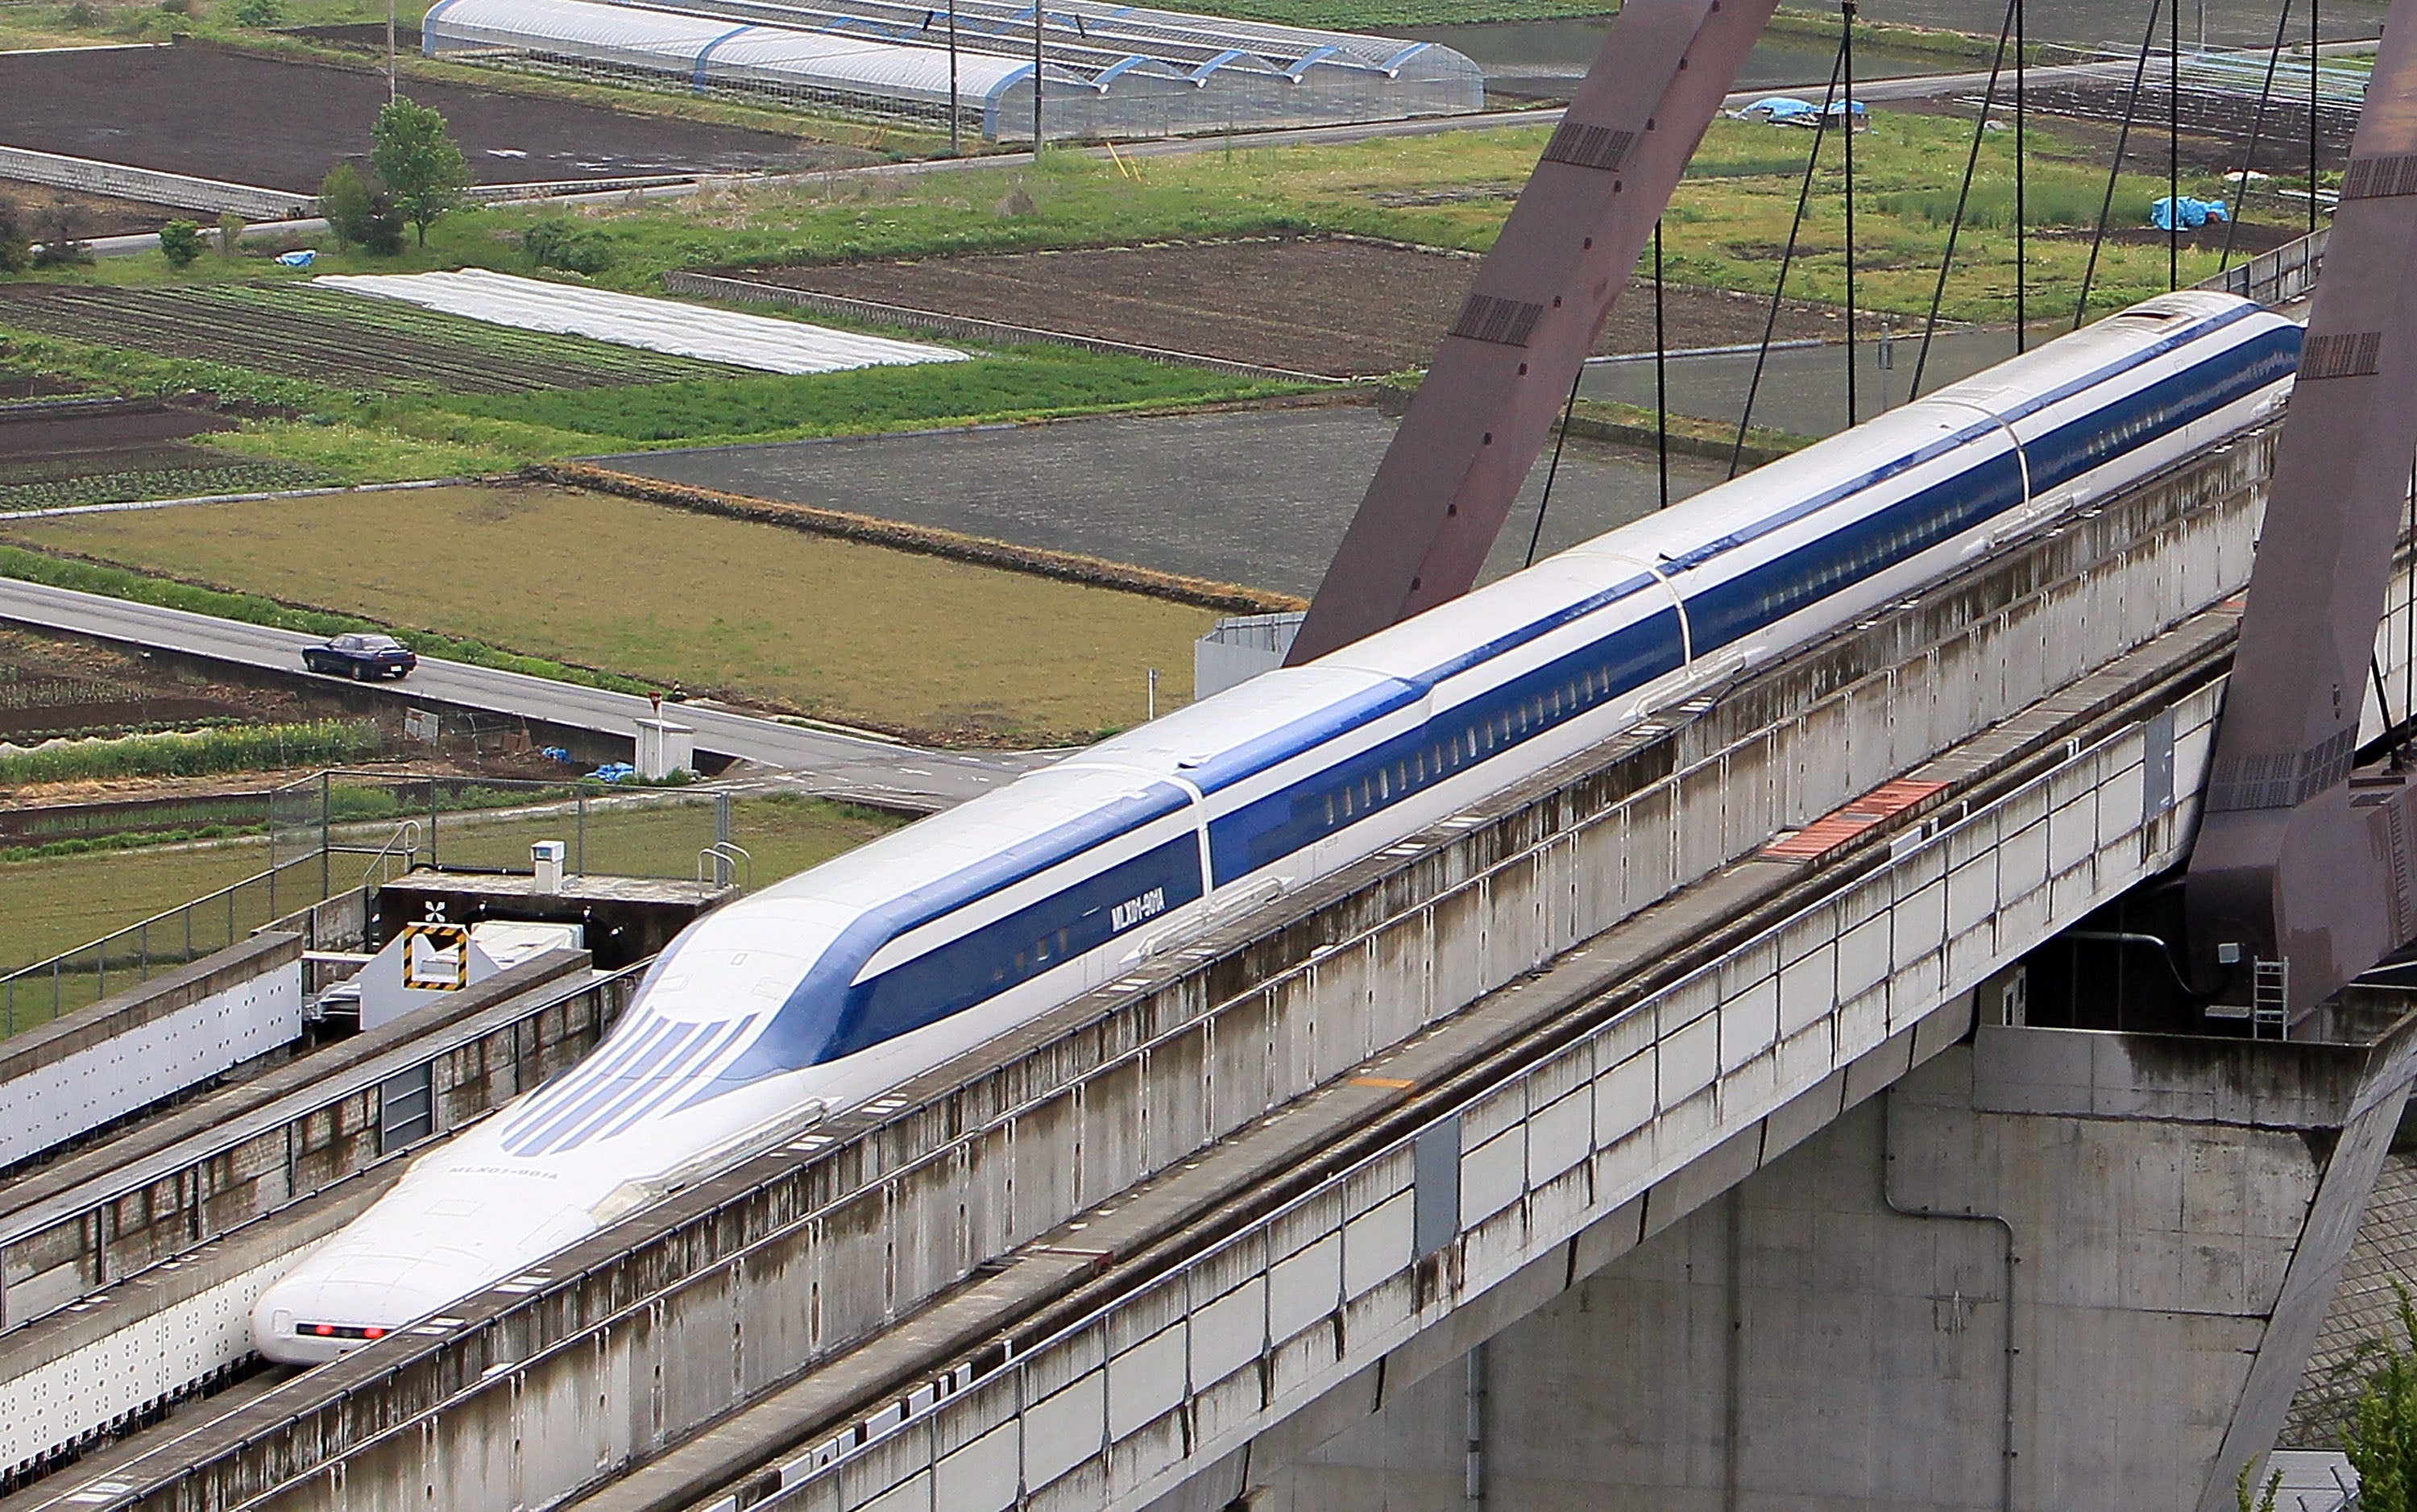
948 0 960 155
387 0 396 103
1032 3 1044 151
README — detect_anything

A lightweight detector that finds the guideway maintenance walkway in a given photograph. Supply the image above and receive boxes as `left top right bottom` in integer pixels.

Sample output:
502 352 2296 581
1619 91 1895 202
0 578 1041 810
10 399 2396 1512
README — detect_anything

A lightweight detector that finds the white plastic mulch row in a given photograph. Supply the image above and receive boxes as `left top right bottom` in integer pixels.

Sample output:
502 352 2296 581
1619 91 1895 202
313 268 964 375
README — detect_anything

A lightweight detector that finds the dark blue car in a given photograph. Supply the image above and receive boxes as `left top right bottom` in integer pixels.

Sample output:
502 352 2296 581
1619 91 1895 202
302 632 417 680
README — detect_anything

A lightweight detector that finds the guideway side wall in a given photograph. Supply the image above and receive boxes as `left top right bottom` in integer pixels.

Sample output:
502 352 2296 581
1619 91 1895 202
789 659 2235 1512
1270 1018 2417 1512
64 429 2300 1510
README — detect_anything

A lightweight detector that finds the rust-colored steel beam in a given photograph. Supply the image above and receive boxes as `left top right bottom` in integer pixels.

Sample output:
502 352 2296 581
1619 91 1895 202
2185 10 2417 1021
1284 0 1782 666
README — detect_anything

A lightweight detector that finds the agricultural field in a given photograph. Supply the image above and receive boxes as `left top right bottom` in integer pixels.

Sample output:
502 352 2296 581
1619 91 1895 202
0 396 321 511
222 110 2262 336
737 237 1846 379
0 284 738 395
0 483 1223 744
0 43 856 194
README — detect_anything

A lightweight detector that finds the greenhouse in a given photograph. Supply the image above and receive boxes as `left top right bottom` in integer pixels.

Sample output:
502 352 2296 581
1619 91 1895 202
421 0 1485 140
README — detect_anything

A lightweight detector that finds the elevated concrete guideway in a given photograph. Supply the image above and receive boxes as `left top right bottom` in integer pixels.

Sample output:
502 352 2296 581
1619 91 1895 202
28 411 2417 1512
0 578 1041 810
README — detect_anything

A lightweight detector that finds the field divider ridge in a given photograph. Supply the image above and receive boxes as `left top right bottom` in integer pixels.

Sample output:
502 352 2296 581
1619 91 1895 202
530 461 1307 615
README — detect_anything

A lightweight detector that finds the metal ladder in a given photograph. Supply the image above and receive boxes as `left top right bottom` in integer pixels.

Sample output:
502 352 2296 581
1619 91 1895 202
2251 959 2291 1039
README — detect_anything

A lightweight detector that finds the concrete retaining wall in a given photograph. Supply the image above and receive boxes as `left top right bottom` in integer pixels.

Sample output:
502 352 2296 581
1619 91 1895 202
1275 1014 2417 1512
0 932 302 1173
0 145 313 221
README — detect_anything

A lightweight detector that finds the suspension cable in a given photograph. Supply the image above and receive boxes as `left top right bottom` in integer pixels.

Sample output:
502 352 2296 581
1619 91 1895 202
1526 366 1586 569
1730 38 1848 478
2218 0 2294 272
1654 220 1671 509
2014 0 2026 349
1843 0 1859 427
1912 0 2017 399
2075 0 2166 327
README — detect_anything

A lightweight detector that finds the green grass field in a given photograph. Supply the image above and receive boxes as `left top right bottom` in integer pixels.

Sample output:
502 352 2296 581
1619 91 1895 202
18 112 2248 333
0 484 1219 743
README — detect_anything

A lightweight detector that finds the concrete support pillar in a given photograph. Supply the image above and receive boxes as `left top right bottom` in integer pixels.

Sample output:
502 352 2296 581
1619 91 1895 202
1249 1021 2417 1512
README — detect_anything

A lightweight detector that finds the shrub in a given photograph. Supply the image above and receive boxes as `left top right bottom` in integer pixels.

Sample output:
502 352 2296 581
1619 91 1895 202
217 209 245 257
156 0 190 15
0 197 26 273
522 217 612 274
319 163 405 255
58 0 98 23
30 237 92 268
229 0 279 24
158 219 205 267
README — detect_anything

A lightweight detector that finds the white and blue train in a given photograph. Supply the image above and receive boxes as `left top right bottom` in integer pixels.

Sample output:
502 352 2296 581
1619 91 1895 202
255 291 2298 1363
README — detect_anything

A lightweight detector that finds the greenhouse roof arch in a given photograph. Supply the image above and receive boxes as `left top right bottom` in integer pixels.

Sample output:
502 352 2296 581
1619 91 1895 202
423 0 1485 139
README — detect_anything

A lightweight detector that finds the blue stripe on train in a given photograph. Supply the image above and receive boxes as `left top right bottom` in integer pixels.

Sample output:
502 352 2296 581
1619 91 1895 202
668 320 2298 1093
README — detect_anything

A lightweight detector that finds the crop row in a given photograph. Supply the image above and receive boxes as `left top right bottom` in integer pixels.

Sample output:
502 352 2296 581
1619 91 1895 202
0 461 324 512
0 285 730 396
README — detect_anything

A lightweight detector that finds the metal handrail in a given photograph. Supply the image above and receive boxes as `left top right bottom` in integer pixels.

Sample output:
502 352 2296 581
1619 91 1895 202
355 819 421 887
697 842 752 891
0 850 323 1035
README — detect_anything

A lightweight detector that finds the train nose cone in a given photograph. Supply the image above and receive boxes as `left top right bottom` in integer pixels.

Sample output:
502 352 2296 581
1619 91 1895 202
252 1255 464 1365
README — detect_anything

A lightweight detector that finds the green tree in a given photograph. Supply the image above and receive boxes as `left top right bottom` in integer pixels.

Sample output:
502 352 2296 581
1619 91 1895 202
2345 1282 2417 1512
371 97 471 248
158 219 205 267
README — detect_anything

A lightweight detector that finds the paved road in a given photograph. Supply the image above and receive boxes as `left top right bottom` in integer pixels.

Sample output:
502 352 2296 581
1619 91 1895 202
0 578 1043 809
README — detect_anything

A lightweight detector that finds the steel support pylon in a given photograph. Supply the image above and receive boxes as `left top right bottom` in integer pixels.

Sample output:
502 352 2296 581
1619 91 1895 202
2185 7 2417 1018
1283 0 1782 667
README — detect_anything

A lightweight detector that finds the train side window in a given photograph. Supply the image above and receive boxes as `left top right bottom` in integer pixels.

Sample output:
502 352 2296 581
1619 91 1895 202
1326 794 1337 826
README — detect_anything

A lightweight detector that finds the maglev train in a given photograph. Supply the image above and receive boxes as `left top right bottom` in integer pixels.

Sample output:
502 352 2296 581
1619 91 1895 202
254 291 2298 1363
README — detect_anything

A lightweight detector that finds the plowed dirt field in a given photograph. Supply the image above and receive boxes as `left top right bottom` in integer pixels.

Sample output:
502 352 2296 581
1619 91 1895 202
0 43 856 193
740 236 1851 379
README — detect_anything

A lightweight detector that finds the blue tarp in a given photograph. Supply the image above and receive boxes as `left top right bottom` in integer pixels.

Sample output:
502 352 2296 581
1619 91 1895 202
588 762 639 782
2150 196 2230 230
276 249 316 267
1739 95 1868 126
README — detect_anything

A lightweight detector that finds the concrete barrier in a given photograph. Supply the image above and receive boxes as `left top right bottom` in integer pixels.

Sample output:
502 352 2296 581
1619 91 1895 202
0 932 302 1173
0 145 313 222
